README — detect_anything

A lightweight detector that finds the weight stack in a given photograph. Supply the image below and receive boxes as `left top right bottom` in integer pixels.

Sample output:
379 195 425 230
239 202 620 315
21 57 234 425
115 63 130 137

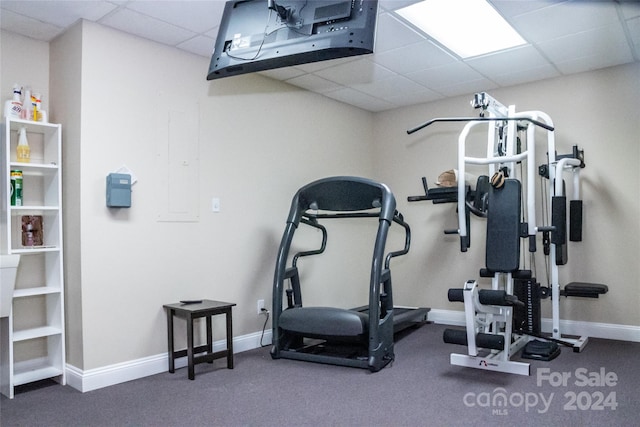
513 279 541 335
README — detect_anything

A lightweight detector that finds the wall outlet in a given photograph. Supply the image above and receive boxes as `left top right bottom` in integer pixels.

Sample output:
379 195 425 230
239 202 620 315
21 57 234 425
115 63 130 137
257 299 265 314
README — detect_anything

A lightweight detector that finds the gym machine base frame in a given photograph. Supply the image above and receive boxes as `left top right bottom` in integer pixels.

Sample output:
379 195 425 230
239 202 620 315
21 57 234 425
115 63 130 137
450 354 530 376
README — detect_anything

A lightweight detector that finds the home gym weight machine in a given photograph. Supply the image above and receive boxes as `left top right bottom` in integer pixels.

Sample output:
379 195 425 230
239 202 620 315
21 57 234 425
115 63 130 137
407 92 607 375
271 176 430 372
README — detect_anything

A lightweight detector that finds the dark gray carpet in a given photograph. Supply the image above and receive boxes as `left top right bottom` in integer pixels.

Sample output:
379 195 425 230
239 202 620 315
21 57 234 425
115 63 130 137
1 323 638 426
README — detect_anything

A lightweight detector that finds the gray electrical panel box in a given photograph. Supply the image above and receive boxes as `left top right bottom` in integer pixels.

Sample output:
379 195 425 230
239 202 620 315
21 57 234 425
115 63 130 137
106 173 132 208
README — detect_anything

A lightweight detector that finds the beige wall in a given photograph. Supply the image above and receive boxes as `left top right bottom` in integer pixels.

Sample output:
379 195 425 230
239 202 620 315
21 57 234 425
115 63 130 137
49 22 84 369
53 21 376 370
1 30 50 114
373 63 640 327
2 24 639 373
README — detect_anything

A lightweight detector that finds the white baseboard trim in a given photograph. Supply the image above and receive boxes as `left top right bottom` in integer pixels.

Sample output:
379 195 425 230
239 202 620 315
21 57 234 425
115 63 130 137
428 309 467 326
539 318 640 342
66 329 272 393
66 312 639 394
428 309 640 342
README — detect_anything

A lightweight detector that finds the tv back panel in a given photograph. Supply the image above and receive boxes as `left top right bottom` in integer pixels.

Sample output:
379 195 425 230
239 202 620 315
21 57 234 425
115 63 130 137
207 0 378 80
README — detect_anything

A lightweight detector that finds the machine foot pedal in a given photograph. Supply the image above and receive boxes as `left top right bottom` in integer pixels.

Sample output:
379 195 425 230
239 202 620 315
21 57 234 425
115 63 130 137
521 340 560 361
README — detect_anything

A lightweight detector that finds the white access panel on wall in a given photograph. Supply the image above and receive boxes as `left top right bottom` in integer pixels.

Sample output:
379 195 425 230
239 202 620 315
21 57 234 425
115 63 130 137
156 108 200 222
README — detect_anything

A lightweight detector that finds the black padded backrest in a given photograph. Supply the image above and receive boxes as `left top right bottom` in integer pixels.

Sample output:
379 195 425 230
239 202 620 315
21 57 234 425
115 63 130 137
287 176 396 224
485 179 521 272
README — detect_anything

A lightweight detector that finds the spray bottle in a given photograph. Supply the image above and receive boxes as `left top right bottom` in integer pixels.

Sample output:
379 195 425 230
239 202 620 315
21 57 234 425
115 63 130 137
30 93 40 121
17 127 30 163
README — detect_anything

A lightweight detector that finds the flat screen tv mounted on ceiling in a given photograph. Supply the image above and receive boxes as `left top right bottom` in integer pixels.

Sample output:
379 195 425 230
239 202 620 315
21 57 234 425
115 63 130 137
207 0 378 80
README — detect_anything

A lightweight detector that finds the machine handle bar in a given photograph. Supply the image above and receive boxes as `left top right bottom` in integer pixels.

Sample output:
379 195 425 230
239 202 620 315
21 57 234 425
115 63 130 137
406 116 554 135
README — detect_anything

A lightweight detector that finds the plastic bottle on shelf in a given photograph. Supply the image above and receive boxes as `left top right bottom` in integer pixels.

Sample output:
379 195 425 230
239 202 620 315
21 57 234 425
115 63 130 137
31 93 41 122
21 87 32 120
3 84 23 118
16 127 31 163
24 223 34 247
10 170 23 206
32 91 47 122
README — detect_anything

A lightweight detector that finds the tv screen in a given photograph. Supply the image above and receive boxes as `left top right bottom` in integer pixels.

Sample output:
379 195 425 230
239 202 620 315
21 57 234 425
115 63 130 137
207 0 378 80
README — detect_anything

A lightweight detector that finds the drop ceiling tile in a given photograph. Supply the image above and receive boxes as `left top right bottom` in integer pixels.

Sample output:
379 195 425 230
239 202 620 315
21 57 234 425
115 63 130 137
205 26 220 39
177 35 216 57
407 61 487 91
374 12 425 53
323 87 397 112
100 8 197 46
293 56 360 73
0 8 64 41
314 58 397 85
379 0 422 12
351 75 428 99
553 53 633 76
438 78 499 98
259 67 307 81
125 0 225 33
371 40 456 75
539 24 633 70
466 45 551 78
490 0 564 20
385 88 444 108
628 16 640 57
286 74 343 93
493 64 560 88
1 0 117 28
625 16 640 46
619 2 640 20
512 1 620 44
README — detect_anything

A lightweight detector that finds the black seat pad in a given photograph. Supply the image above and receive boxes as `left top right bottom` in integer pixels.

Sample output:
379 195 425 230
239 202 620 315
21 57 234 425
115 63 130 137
279 307 368 338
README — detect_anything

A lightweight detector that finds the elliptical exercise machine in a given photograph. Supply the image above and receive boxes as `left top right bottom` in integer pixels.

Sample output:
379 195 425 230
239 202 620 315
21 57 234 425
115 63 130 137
407 93 607 375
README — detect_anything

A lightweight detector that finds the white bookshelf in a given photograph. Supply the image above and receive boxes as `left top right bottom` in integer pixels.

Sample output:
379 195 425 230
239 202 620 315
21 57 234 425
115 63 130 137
1 117 65 399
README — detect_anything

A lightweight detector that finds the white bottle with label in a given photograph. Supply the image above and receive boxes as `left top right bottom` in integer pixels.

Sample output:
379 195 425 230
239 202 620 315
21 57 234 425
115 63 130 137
3 84 23 118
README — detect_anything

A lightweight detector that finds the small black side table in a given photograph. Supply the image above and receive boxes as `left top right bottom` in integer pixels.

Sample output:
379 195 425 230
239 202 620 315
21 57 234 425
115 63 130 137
163 299 236 380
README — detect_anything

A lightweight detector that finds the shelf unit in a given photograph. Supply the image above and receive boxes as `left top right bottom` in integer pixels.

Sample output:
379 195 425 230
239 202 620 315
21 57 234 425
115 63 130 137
1 117 65 399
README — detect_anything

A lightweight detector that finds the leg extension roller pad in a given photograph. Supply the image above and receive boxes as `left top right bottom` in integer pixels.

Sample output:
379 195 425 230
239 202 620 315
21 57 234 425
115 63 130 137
443 328 505 351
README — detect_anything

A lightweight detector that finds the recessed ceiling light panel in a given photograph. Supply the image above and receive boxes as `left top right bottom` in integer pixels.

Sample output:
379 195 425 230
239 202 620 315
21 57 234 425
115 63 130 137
397 0 527 58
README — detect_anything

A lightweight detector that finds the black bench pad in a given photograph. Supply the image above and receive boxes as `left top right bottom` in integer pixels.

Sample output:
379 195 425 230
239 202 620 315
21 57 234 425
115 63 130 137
561 282 608 298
